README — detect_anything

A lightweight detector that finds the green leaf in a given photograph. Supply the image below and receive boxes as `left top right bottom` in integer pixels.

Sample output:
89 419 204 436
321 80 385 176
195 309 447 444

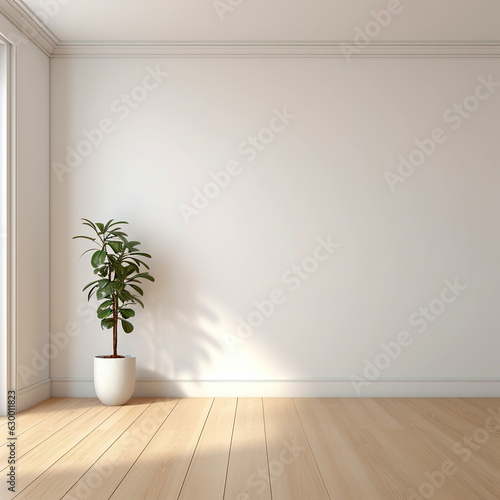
113 262 125 279
87 285 99 301
82 279 101 292
97 299 113 311
96 280 111 291
80 248 98 259
103 282 114 293
127 277 155 285
97 308 113 319
97 283 114 300
129 272 154 282
81 218 98 231
73 235 96 242
125 240 141 250
128 252 152 259
100 318 114 330
103 219 115 232
120 308 135 319
108 220 128 228
132 258 150 270
123 257 150 270
96 222 105 232
108 241 123 253
91 250 107 268
123 263 139 275
131 296 144 308
118 290 134 302
130 284 143 296
117 236 130 246
121 320 134 333
94 266 108 277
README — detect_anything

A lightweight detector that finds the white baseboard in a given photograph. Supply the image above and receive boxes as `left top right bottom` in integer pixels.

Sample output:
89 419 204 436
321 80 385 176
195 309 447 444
51 378 95 398
17 379 51 412
49 378 500 398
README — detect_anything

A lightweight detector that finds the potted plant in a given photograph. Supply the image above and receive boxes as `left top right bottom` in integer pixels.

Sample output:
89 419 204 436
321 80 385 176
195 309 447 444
74 218 155 405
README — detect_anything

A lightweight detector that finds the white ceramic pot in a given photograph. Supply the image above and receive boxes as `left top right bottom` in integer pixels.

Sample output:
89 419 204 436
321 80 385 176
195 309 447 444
94 355 136 406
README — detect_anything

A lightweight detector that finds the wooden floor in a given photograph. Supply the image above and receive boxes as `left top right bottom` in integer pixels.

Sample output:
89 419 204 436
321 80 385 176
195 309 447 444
1 398 499 499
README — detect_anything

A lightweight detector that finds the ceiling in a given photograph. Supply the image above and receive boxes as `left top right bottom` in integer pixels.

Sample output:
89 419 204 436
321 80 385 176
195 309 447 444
19 0 500 44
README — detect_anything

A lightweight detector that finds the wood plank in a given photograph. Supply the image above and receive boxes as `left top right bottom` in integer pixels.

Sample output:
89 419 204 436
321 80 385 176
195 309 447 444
399 399 500 479
109 398 213 500
463 398 500 414
367 428 499 500
348 399 500 498
0 398 99 473
178 398 237 500
263 398 329 500
445 398 500 433
61 398 179 500
224 398 271 500
409 430 500 499
374 398 440 431
15 398 87 426
14 398 155 500
414 398 500 436
1 398 86 437
404 400 500 496
427 399 500 462
415 398 495 433
294 398 403 499
322 398 405 430
12 403 120 494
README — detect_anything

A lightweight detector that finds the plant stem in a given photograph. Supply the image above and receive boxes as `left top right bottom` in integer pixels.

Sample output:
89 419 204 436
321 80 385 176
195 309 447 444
113 291 118 357
109 255 118 358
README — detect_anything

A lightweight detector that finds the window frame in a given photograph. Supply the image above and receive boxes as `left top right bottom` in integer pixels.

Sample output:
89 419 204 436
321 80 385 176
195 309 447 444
0 32 17 417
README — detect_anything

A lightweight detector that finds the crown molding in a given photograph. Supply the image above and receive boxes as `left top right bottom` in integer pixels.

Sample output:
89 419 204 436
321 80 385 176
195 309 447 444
0 0 58 55
50 40 500 58
2 1 500 58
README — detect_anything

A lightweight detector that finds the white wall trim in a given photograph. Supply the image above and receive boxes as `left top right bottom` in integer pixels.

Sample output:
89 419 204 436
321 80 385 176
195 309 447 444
50 378 500 398
2 1 500 59
50 41 500 58
0 33 17 417
17 379 50 412
7 35 16 414
0 38 7 417
0 0 58 56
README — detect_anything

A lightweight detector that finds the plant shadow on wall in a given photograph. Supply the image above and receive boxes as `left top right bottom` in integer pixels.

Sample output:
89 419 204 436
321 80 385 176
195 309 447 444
134 258 230 386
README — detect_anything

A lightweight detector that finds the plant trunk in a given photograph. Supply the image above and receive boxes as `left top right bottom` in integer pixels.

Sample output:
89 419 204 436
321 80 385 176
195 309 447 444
113 292 118 357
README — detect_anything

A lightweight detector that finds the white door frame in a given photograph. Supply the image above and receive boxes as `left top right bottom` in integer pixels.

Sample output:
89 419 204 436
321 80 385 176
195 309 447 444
0 33 17 417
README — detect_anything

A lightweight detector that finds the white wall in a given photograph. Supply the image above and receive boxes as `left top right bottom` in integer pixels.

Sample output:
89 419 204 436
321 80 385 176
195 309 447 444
50 56 500 396
0 14 50 411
